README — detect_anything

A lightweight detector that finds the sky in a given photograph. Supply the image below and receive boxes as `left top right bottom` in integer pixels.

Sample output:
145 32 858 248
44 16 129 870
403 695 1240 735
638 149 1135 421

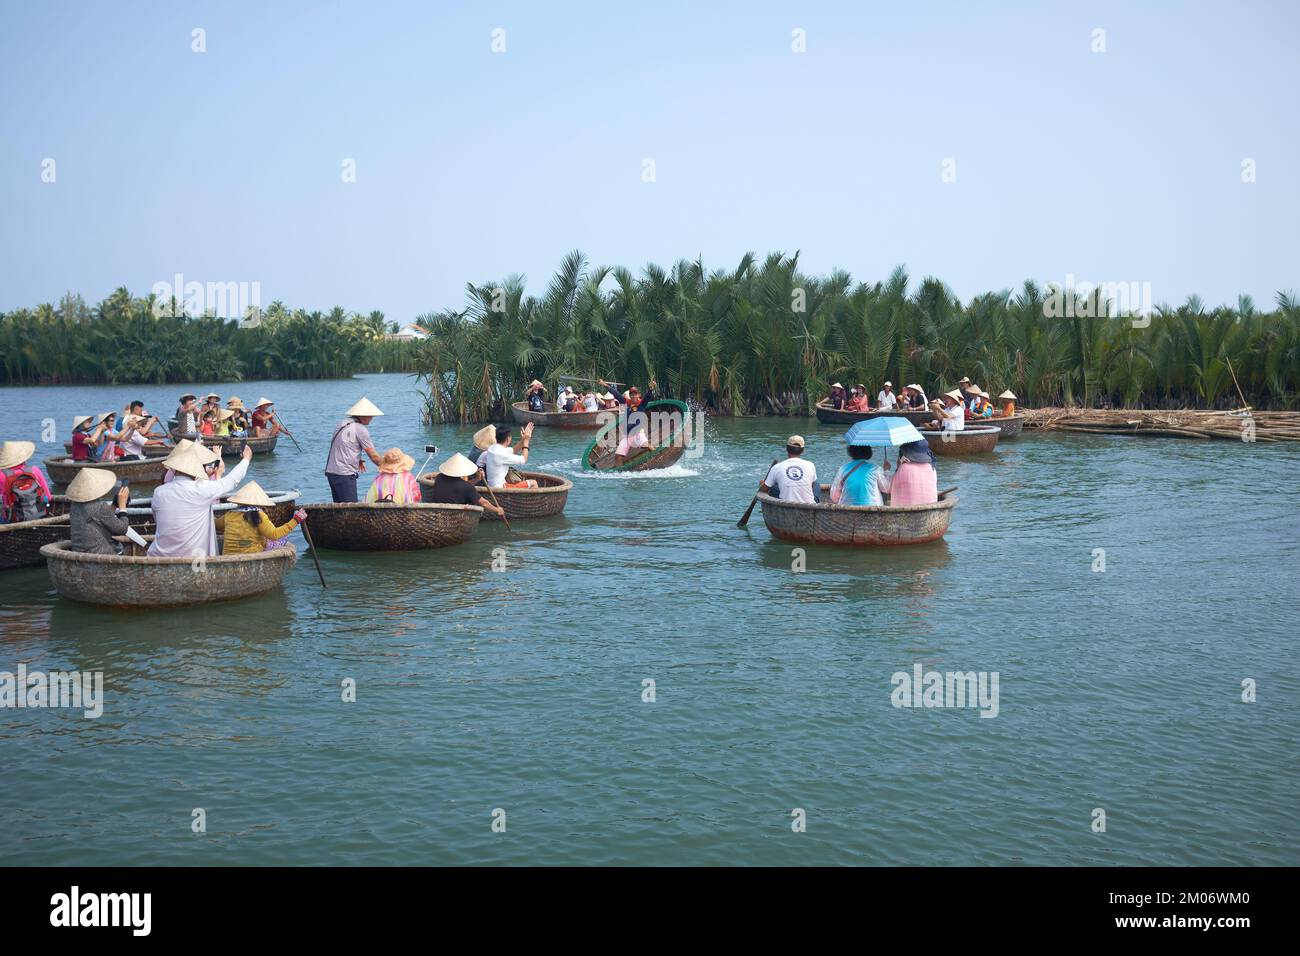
1 0 1296 323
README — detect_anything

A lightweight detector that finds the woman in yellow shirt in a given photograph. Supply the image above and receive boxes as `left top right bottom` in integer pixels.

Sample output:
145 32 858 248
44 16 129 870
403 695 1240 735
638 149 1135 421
221 481 307 555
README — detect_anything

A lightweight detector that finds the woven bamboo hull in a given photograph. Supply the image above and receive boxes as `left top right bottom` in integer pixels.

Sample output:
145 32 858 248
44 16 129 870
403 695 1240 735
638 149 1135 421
919 426 1001 456
511 402 613 429
759 491 957 546
974 414 1024 438
46 490 298 532
64 442 172 457
168 431 279 454
298 502 481 550
43 455 167 487
40 537 297 606
586 442 686 472
0 516 72 571
815 403 932 426
416 471 571 521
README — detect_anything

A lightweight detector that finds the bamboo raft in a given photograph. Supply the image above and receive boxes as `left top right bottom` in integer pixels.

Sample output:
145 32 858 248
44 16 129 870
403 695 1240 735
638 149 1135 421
416 470 572 521
296 501 481 551
1021 407 1300 442
41 536 297 607
0 515 72 571
511 402 614 430
918 426 1001 456
759 488 958 546
43 455 167 488
814 402 933 426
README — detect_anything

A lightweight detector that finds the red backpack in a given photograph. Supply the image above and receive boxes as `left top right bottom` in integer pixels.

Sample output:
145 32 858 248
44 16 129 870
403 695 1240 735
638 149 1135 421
3 468 49 523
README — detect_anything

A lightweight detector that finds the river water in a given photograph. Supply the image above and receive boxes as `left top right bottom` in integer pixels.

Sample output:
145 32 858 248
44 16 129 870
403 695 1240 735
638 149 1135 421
1 373 1296 865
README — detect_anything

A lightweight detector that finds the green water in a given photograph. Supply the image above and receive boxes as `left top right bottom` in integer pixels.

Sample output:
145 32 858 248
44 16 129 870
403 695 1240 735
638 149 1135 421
1 374 1296 865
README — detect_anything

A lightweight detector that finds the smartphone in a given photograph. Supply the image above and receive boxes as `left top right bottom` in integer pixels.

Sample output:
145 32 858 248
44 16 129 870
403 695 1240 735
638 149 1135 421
425 444 438 454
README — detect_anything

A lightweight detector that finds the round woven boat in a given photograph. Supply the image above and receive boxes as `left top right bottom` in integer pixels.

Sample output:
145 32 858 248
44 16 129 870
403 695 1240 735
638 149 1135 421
0 515 72 571
582 398 690 472
759 489 958 546
815 402 933 426
511 402 613 430
416 470 571 521
63 441 172 457
43 455 167 487
296 501 481 551
977 413 1024 438
585 442 686 472
40 536 297 607
918 426 1001 456
168 431 279 454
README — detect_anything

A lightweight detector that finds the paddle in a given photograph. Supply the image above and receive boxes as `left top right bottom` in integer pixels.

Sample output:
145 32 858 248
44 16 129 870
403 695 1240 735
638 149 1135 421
300 518 326 588
272 413 304 452
937 485 958 499
738 459 779 528
483 484 511 531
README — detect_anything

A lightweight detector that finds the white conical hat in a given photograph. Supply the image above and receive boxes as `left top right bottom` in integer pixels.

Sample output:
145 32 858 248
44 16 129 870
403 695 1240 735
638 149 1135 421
65 467 117 503
163 445 217 479
999 390 1017 400
0 441 35 470
254 397 275 408
473 424 498 450
227 480 275 508
72 415 94 430
438 452 478 478
346 397 384 417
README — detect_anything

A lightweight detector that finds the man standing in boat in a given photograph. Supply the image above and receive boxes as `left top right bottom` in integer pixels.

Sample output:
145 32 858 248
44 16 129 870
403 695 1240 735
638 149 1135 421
324 398 386 502
758 435 820 503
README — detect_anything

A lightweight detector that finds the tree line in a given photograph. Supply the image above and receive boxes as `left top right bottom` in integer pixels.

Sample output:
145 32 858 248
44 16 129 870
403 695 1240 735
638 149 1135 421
412 250 1300 422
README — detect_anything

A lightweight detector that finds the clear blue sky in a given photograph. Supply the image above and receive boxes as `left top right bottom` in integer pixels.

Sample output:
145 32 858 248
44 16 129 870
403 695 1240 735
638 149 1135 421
1 0 1296 321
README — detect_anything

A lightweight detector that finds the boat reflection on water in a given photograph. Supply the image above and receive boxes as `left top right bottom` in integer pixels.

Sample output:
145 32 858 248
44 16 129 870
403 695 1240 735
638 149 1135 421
755 536 952 607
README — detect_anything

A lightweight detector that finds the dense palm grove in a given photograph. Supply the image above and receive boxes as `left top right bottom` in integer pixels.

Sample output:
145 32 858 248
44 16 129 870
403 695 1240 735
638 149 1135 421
0 289 417 385
412 251 1300 423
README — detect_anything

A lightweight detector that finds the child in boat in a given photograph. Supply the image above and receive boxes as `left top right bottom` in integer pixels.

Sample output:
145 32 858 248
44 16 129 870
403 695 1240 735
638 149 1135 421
222 481 306 555
199 409 218 436
829 443 892 506
0 441 53 523
889 440 938 506
365 448 422 503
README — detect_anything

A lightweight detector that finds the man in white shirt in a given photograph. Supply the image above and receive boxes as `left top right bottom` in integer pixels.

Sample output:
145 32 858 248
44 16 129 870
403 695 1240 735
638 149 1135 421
876 381 898 409
480 423 538 488
149 444 252 558
759 435 820 503
929 392 966 431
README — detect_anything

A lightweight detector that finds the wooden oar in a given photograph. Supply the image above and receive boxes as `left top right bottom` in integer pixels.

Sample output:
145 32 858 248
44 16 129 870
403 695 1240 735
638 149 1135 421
300 519 326 587
738 459 779 528
937 485 958 499
483 484 511 531
272 414 304 452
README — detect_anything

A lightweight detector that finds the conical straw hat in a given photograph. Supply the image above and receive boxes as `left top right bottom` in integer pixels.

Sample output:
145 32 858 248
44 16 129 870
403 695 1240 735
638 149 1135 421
378 448 415 474
473 424 498 450
163 445 213 479
346 397 384 417
438 453 478 478
72 415 94 430
65 467 117 503
0 441 35 470
254 397 275 408
227 480 275 508
999 390 1017 400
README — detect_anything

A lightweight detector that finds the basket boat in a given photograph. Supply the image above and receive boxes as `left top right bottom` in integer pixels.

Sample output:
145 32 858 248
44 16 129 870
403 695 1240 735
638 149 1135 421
43 455 167 488
759 488 958 546
582 398 690 473
63 442 172 457
814 402 933 426
510 402 614 429
416 470 571 521
296 501 481 551
0 515 72 571
40 536 296 607
918 426 1001 456
168 430 279 454
45 489 299 532
974 413 1024 438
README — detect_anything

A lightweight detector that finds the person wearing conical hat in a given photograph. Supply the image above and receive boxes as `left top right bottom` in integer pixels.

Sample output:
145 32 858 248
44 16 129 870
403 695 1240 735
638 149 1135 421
65 467 131 555
365 448 422 504
997 390 1017 416
926 390 965 432
250 397 285 439
467 424 498 467
966 387 994 418
899 384 929 410
324 398 385 502
148 442 253 558
117 413 168 460
0 441 53 524
222 481 307 555
525 380 546 412
876 381 898 410
421 453 503 517
579 389 599 412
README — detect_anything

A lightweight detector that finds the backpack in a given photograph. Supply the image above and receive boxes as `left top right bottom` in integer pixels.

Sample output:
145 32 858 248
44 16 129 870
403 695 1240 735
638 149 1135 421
4 471 47 523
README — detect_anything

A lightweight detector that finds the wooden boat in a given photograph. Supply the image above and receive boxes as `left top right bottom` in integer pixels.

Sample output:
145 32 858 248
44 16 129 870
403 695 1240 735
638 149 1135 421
582 398 690 472
759 488 958 546
975 413 1024 438
63 441 172 457
168 430 279 454
814 402 933 426
40 536 297 607
510 401 613 430
918 426 1001 456
296 501 481 551
0 515 72 571
416 471 571 521
45 490 300 532
43 455 166 488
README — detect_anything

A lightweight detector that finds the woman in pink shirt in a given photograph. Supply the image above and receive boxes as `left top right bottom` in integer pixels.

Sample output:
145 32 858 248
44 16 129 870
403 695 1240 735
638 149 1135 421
888 440 938 506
